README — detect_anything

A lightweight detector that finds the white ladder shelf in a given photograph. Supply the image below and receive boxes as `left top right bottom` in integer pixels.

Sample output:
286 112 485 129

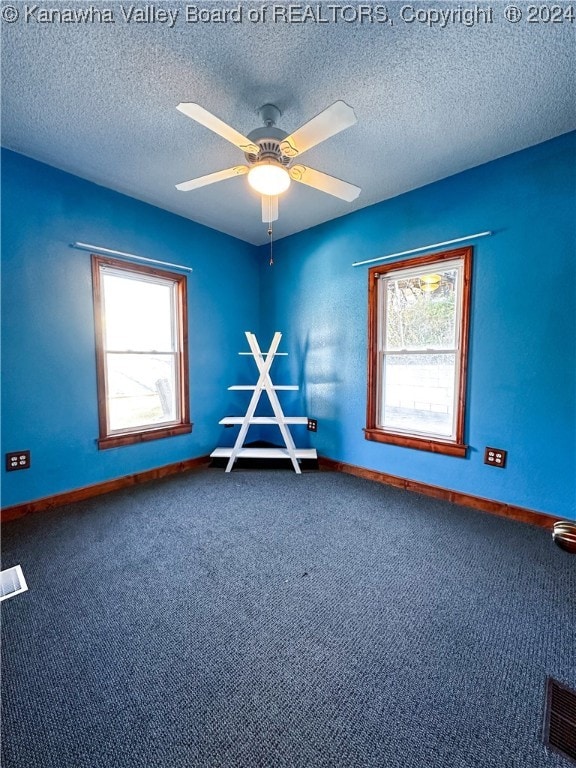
211 331 317 473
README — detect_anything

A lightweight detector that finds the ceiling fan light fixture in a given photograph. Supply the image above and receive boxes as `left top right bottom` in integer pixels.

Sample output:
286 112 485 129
247 161 291 196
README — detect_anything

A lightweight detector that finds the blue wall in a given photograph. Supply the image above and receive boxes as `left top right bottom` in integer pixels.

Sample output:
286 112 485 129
258 132 576 520
1 149 260 507
3 134 575 519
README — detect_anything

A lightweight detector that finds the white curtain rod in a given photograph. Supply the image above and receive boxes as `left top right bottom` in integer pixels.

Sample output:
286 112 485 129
71 242 193 273
351 231 493 268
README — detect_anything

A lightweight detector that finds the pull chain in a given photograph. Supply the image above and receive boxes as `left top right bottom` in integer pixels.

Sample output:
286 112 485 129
266 194 274 266
268 224 273 266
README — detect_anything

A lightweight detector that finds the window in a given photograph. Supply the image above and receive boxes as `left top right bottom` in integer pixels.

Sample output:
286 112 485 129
92 255 191 449
365 247 472 457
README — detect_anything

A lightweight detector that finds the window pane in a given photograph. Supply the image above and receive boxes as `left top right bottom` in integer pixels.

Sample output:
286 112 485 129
381 353 456 437
103 273 175 352
385 269 458 351
106 353 177 432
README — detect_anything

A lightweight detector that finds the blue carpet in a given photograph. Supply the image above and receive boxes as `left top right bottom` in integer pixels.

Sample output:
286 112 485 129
2 469 575 767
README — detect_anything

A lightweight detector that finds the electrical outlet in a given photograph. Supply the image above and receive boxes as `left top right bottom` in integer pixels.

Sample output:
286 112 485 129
6 451 31 472
307 418 317 432
484 447 507 468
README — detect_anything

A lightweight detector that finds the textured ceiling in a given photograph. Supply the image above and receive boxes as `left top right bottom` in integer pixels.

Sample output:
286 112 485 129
2 2 575 244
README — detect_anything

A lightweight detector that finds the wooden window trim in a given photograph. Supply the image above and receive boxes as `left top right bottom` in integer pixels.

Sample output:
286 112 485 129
365 247 472 457
92 255 191 449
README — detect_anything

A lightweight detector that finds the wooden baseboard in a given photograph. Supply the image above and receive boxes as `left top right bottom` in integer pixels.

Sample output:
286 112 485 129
1 455 211 522
3 453 559 531
318 456 558 530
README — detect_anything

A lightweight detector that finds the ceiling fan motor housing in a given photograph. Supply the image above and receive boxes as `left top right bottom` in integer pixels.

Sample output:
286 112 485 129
245 126 291 168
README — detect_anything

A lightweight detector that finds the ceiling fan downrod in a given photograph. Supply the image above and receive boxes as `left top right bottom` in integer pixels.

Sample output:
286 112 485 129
258 104 281 128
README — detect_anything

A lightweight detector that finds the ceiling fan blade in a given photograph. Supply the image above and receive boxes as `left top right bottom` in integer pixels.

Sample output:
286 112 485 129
279 101 357 158
176 103 260 155
176 165 248 192
289 165 361 202
261 195 279 223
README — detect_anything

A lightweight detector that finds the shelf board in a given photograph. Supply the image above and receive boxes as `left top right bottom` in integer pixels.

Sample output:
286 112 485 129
228 385 299 391
219 416 308 425
211 447 317 460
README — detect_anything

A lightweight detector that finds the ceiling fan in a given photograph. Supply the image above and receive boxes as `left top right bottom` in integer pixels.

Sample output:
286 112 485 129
175 101 361 223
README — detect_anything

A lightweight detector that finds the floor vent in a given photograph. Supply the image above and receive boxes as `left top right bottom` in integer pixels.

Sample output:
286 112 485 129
544 677 576 764
0 565 28 602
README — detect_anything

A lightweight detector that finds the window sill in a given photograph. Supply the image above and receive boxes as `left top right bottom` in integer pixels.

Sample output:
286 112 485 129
98 422 192 450
363 428 467 458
